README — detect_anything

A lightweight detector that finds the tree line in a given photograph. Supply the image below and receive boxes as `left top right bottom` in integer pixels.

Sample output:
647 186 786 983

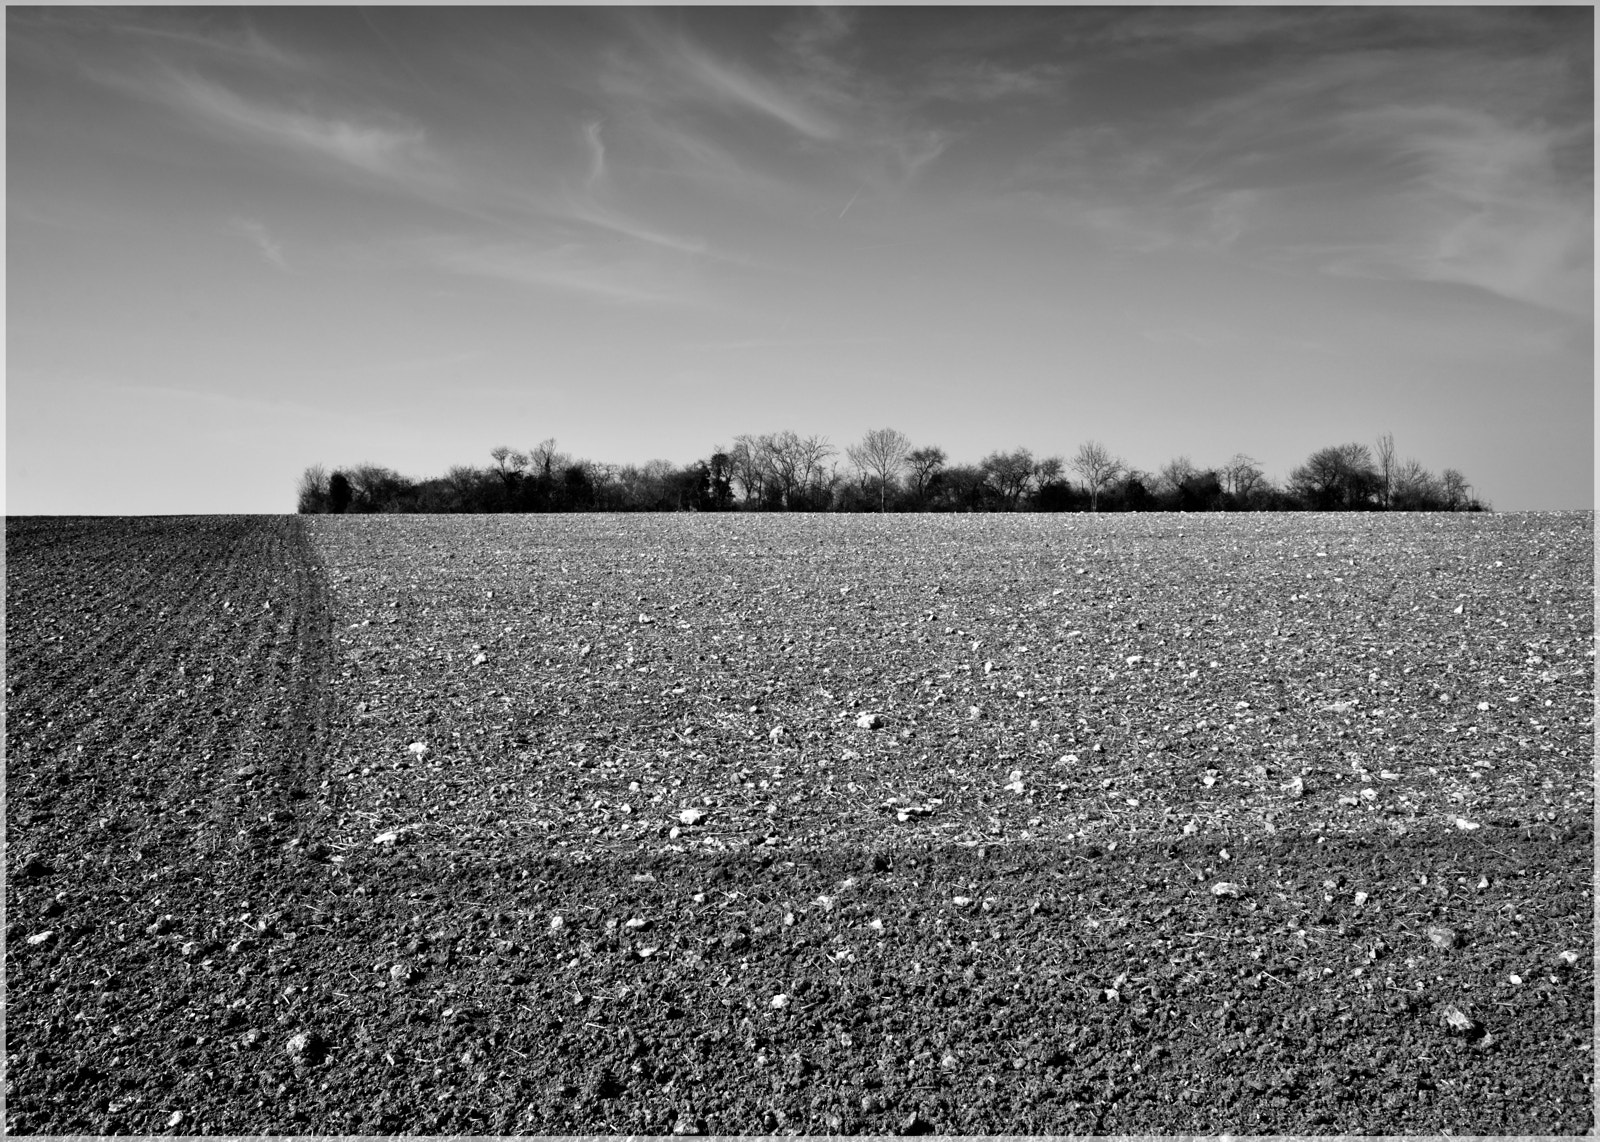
296 429 1487 515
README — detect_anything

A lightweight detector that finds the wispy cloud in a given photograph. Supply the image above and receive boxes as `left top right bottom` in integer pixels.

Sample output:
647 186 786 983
114 16 306 72
88 36 734 286
556 116 729 263
919 59 1066 104
889 128 950 184
137 66 606 246
1331 105 1592 313
601 15 842 145
166 71 429 176
9 7 308 73
582 120 607 187
85 378 346 426
994 29 1591 315
770 5 858 96
601 9 952 202
1085 6 1357 54
564 198 709 258
227 217 289 270
413 234 702 307
35 13 445 197
768 8 956 188
673 37 841 142
596 96 816 214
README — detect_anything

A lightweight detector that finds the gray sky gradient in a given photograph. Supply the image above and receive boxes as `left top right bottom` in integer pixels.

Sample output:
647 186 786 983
7 6 1593 512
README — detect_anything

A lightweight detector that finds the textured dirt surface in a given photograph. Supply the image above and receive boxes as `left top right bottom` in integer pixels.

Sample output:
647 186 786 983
4 512 1593 1135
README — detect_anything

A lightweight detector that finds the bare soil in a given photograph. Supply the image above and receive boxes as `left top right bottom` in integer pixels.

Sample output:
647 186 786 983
5 513 1592 1135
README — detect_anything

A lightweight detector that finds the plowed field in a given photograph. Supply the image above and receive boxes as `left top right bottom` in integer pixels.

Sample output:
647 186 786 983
5 512 1593 1135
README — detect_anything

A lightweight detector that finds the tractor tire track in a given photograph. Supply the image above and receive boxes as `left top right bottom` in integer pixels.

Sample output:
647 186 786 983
5 516 341 1135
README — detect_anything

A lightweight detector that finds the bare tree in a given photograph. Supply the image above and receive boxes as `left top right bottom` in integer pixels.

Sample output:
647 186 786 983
790 433 837 509
1391 457 1440 509
1032 455 1068 509
1440 468 1471 511
345 463 413 513
442 465 483 512
1334 443 1379 497
607 459 677 510
1221 453 1266 502
1289 448 1344 507
814 460 846 511
1374 431 1397 509
727 435 766 506
490 445 527 477
527 438 568 481
981 448 1036 511
730 431 836 509
1289 443 1380 509
761 432 805 508
1071 440 1125 511
489 446 528 500
846 427 912 512
1156 455 1197 498
296 464 330 513
905 446 947 505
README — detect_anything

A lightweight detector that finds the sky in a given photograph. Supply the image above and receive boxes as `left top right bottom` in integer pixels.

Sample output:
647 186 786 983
6 5 1593 513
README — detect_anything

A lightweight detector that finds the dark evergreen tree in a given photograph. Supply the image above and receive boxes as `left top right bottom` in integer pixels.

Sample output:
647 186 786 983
328 471 352 514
